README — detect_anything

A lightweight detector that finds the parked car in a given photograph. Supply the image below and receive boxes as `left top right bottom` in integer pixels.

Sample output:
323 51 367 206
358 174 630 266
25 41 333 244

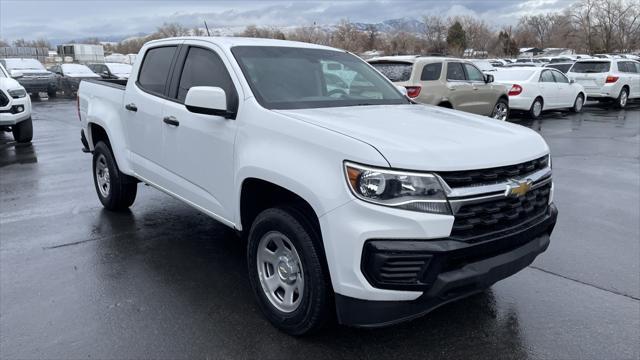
567 58 640 108
49 63 100 96
548 57 574 64
0 58 57 96
544 62 575 74
494 67 586 118
78 37 557 335
0 63 32 142
88 62 133 79
369 56 510 120
469 59 497 73
506 63 540 68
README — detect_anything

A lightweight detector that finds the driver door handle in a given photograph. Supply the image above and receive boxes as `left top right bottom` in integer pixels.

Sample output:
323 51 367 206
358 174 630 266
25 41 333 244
125 103 137 112
163 116 179 126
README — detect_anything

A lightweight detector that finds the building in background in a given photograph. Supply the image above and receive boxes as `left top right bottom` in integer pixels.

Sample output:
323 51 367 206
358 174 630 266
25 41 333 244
0 47 49 63
56 44 105 63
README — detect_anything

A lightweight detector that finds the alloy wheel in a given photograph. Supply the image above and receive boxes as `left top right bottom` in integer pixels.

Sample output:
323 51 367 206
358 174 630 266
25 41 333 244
492 102 509 121
95 154 111 198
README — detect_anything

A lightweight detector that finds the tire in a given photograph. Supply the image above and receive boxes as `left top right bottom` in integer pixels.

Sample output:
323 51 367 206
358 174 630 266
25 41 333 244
12 117 33 143
47 88 57 97
528 97 543 119
570 94 584 113
490 98 509 121
92 141 137 211
614 88 629 109
247 206 332 335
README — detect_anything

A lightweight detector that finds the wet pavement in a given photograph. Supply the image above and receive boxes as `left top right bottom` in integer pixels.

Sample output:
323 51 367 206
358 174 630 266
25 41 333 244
1 98 639 359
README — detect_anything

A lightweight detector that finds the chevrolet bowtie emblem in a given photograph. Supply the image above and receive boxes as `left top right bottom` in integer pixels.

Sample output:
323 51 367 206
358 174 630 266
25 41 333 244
505 179 533 198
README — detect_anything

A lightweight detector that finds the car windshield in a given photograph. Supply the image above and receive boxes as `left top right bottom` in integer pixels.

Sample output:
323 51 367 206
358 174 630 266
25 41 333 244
61 64 96 75
570 61 611 73
106 63 132 74
493 69 536 81
369 62 413 82
546 64 573 73
231 46 409 110
2 58 46 70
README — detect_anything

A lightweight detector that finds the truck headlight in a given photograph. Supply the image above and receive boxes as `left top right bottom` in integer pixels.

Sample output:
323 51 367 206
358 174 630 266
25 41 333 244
8 89 27 98
344 162 451 214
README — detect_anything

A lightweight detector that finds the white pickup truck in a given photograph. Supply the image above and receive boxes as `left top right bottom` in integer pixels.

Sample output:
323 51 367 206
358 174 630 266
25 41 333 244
78 37 558 335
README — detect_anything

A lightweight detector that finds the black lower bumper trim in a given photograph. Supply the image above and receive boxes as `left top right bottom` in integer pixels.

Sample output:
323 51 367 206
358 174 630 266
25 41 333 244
336 205 557 327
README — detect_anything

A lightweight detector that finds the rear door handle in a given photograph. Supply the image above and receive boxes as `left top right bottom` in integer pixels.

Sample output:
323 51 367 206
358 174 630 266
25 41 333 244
163 116 179 126
125 103 137 112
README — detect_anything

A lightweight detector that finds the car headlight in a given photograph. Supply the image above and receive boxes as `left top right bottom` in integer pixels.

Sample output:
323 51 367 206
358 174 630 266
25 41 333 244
344 162 451 214
8 88 27 98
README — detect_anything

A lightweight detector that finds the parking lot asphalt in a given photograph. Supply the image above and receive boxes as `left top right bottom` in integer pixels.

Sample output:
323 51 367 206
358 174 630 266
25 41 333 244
1 98 639 359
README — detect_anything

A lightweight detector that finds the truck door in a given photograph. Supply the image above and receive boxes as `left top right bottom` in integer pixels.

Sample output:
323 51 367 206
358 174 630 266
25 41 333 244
160 44 239 224
123 45 179 186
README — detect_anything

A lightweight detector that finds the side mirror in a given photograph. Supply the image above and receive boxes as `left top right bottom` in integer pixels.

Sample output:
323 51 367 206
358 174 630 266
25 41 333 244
485 74 494 83
569 79 575 84
184 86 235 119
102 71 109 76
396 85 408 96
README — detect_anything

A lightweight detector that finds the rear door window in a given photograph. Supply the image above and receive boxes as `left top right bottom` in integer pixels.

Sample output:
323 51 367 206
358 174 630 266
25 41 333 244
420 63 442 81
369 62 413 82
570 61 611 73
137 46 178 95
446 62 466 81
540 70 556 82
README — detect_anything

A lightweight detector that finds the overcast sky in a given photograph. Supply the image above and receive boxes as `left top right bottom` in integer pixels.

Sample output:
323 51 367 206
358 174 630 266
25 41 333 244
0 0 571 42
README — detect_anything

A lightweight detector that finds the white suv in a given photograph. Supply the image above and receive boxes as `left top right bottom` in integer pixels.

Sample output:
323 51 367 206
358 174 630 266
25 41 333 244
0 63 32 143
568 59 640 108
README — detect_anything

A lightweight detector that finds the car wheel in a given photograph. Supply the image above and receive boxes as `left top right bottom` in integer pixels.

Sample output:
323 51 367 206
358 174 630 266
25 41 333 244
92 141 137 211
12 117 33 143
47 88 57 97
247 206 332 335
615 88 629 109
528 97 543 119
491 99 509 121
571 94 584 113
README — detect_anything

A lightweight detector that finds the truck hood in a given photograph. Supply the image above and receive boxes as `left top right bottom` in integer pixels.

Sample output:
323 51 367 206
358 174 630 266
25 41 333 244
0 77 24 90
275 104 549 171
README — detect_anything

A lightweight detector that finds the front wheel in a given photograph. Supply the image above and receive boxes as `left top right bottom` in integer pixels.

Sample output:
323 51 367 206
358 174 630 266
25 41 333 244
615 88 629 109
12 117 33 143
570 94 584 113
247 207 332 335
491 99 509 121
92 141 137 211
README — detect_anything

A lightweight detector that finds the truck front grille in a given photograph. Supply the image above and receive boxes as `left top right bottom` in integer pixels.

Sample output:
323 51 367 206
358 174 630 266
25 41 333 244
439 156 549 188
450 182 551 241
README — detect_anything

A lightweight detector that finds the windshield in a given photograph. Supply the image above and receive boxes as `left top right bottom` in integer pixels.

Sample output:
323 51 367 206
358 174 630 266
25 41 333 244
231 46 409 110
369 62 413 82
546 64 573 73
105 63 132 74
61 64 96 75
2 58 46 71
570 61 611 73
493 69 536 81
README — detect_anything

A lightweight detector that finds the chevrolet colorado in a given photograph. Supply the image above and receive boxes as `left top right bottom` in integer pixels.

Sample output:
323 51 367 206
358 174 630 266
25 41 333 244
78 37 558 335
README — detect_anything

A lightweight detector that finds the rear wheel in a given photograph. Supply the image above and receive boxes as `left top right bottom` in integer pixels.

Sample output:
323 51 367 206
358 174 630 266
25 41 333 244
491 98 509 121
615 88 629 109
571 94 584 113
92 141 137 211
528 97 543 119
247 207 332 335
12 117 33 143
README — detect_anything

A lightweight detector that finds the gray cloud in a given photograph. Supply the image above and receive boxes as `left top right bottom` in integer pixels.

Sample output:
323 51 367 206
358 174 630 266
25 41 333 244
0 0 573 42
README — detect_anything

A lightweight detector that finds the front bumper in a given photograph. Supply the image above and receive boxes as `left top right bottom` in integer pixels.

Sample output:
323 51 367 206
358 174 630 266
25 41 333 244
0 95 32 126
333 203 557 327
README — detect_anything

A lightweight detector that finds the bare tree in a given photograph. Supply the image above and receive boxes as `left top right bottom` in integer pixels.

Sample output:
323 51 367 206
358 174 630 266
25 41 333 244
422 15 447 53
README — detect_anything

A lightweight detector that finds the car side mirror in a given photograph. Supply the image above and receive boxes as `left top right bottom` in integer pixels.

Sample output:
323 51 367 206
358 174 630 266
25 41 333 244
485 74 494 83
396 85 408 96
569 79 575 84
184 86 235 119
102 71 109 76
